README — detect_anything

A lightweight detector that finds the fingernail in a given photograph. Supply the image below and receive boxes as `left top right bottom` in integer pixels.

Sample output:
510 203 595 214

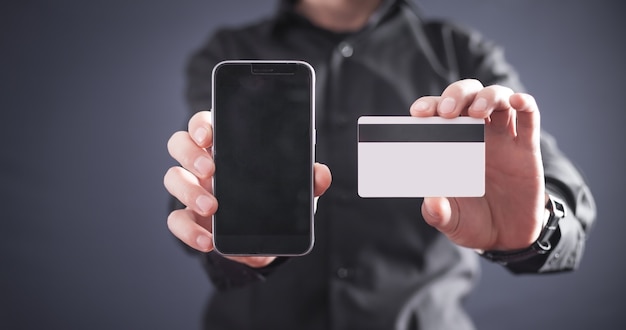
196 235 212 251
439 97 456 114
194 156 213 175
193 127 208 145
472 97 488 113
196 195 213 214
413 100 429 113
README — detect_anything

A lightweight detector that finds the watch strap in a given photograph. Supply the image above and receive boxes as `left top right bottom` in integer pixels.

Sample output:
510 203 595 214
481 196 566 265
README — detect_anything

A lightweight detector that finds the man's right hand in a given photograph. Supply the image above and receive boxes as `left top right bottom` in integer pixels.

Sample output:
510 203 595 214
163 111 332 268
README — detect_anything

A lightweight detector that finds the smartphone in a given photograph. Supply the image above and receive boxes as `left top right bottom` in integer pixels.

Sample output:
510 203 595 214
211 60 315 256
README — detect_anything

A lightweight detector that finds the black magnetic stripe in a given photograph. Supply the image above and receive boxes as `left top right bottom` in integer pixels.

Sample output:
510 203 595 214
358 124 484 142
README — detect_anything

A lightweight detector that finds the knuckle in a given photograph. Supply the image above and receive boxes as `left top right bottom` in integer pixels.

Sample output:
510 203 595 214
444 79 483 97
189 111 206 124
461 78 483 87
489 85 514 96
522 93 536 103
189 111 213 131
164 167 197 206
164 165 183 180
167 131 188 155
167 210 195 243
163 166 178 188
166 209 180 231
458 78 483 90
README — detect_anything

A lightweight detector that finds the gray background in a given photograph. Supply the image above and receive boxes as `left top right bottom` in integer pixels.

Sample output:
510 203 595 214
1 0 624 329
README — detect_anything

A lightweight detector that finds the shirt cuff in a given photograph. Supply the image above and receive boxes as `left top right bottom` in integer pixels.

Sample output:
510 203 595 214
503 186 583 274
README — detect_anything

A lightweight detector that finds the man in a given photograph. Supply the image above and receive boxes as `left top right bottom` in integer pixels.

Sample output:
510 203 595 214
163 0 596 328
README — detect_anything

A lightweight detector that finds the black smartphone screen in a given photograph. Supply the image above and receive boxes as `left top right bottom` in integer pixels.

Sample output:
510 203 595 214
211 61 315 255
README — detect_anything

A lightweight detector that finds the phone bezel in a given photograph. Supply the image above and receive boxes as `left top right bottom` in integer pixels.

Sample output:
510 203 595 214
210 60 316 256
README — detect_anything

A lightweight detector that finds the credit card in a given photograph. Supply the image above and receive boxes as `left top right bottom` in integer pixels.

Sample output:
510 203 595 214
357 116 485 197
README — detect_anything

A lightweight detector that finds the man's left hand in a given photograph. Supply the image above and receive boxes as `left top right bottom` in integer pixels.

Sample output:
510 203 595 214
410 79 546 251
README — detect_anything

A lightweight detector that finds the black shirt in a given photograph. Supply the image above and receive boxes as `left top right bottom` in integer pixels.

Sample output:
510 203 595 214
183 1 596 329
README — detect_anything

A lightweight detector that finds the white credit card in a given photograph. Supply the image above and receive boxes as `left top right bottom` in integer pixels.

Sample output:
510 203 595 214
357 116 485 198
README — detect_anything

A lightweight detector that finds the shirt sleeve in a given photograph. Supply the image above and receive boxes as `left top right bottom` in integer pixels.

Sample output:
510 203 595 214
439 21 597 273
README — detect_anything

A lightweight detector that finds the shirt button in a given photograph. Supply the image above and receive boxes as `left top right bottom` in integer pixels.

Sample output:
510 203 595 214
336 267 350 279
338 42 354 58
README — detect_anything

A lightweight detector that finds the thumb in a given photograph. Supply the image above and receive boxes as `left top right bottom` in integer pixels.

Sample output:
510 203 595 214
313 163 332 197
421 197 457 235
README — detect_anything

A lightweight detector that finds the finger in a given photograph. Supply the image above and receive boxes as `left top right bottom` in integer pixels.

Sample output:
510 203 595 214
421 197 459 237
313 163 332 197
470 85 516 136
167 208 214 252
472 86 517 139
510 93 541 148
168 131 214 179
409 96 439 117
437 79 484 118
164 166 218 217
467 85 514 118
188 111 213 148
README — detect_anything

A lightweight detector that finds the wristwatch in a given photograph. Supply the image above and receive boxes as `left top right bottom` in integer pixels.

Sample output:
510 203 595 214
480 195 566 265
